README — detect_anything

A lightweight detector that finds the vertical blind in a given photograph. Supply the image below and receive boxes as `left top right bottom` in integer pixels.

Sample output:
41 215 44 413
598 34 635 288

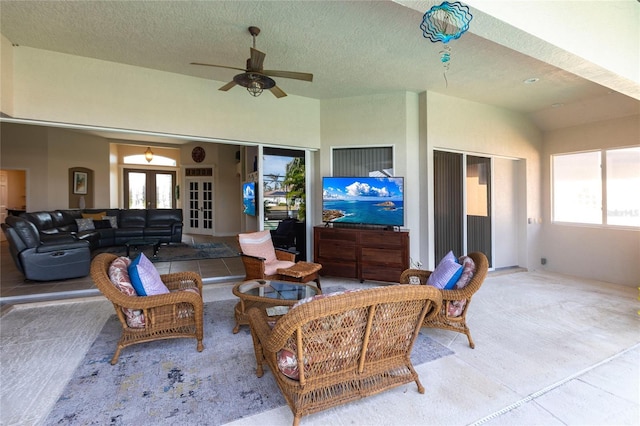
332 147 393 177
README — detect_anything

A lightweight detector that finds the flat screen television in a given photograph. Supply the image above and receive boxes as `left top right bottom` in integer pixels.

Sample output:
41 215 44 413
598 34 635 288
242 181 256 216
322 176 404 227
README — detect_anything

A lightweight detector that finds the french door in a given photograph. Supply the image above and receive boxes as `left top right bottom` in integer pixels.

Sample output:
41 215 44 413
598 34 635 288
185 178 214 234
433 151 492 266
124 169 176 209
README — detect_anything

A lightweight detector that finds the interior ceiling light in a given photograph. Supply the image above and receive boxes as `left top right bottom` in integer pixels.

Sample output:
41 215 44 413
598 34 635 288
145 147 153 162
523 77 540 84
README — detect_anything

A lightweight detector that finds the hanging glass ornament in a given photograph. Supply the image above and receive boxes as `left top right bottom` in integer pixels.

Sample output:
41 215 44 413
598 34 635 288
420 1 473 86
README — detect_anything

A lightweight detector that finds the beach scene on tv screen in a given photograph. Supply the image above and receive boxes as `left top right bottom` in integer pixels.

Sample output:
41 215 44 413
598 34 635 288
242 182 256 216
322 177 404 226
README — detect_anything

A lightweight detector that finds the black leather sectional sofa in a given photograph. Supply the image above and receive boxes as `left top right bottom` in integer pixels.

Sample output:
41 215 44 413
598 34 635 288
19 208 183 250
1 208 183 281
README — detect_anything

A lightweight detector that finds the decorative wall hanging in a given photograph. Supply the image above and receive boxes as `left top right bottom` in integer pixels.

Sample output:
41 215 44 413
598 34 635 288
420 1 473 87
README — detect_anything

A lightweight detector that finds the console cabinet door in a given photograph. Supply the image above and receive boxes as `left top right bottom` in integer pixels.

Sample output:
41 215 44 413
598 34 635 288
314 227 409 283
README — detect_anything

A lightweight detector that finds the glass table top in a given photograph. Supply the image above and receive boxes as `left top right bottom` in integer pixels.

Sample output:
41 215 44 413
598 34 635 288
236 280 319 301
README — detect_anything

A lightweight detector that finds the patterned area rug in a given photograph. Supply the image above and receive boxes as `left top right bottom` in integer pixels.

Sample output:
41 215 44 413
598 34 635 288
92 242 239 262
44 298 454 425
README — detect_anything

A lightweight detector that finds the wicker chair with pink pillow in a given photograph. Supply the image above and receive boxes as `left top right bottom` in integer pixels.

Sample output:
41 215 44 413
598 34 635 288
238 230 298 281
91 253 204 364
399 251 488 349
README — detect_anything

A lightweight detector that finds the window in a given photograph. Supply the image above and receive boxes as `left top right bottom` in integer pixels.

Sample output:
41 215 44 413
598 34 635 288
332 147 393 177
552 147 640 227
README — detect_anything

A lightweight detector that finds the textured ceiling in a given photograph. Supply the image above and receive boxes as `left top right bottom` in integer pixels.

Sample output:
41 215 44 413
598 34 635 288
1 0 638 133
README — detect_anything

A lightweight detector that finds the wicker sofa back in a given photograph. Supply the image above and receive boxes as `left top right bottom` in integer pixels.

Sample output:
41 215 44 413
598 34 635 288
248 285 442 426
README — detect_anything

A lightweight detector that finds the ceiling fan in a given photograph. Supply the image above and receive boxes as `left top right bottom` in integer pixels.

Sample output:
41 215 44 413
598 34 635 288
190 26 313 98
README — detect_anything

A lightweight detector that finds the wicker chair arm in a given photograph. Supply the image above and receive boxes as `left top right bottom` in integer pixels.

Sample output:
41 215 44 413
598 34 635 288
399 268 432 285
160 271 203 293
116 287 203 310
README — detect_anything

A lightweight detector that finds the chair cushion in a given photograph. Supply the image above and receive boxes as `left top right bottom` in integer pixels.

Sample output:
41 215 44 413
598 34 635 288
128 253 169 296
239 230 277 264
265 260 295 276
447 299 467 317
108 256 145 328
427 251 463 289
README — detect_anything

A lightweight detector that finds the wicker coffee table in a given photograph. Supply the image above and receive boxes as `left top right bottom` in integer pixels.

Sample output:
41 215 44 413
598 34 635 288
231 279 321 333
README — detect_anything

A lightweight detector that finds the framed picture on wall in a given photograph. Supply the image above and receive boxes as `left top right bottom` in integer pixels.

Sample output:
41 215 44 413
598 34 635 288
73 171 88 194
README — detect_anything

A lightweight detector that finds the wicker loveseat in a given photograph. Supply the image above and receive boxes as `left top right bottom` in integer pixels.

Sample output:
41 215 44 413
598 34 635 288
248 285 442 426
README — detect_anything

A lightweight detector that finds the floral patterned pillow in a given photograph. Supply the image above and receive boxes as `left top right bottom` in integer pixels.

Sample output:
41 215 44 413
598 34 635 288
108 256 145 328
455 255 476 289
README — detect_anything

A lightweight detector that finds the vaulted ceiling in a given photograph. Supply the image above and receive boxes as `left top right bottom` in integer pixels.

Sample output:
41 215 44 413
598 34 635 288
1 0 638 132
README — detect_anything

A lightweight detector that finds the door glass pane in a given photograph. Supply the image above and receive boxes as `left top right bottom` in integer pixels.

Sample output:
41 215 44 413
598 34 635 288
128 172 146 209
189 181 199 228
155 173 173 208
466 162 489 217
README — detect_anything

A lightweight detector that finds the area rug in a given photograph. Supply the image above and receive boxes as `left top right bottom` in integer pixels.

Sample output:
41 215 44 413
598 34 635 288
44 298 454 425
92 242 239 262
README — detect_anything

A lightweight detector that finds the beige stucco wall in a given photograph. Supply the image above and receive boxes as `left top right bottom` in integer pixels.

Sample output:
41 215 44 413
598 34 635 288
10 46 321 148
542 115 640 286
423 91 543 270
0 34 14 117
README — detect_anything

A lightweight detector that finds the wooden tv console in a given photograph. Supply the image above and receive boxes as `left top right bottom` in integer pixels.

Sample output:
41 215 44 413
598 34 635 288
313 226 409 283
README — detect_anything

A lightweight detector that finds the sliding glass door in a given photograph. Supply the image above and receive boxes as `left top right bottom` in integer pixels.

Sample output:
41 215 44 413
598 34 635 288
433 151 492 266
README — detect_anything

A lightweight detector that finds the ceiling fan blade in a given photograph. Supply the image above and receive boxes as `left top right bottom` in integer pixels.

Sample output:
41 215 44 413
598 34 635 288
262 70 313 82
248 48 266 71
270 85 287 98
219 81 237 91
190 62 246 72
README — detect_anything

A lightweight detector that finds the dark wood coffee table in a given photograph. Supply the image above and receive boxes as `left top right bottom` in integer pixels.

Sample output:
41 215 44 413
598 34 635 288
231 279 321 333
124 239 161 258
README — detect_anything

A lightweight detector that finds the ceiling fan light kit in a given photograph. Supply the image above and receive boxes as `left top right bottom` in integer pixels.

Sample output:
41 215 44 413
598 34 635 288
190 26 313 99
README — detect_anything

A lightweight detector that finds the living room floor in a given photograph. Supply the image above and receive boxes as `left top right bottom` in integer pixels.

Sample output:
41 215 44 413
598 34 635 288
0 234 246 307
1 240 638 425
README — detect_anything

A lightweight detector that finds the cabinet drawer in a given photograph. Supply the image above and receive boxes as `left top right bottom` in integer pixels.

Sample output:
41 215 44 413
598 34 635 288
319 261 357 279
360 231 404 247
361 247 404 266
361 266 403 283
317 242 356 261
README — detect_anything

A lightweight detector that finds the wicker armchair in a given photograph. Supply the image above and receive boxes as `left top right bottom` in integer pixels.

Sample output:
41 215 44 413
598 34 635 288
248 285 442 426
238 230 298 281
91 253 204 364
399 251 488 349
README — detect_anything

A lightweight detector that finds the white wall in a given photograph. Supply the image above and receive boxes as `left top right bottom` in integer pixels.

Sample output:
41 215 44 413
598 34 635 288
11 46 321 148
0 34 14 117
319 91 544 272
319 92 422 256
424 91 543 270
542 115 640 286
